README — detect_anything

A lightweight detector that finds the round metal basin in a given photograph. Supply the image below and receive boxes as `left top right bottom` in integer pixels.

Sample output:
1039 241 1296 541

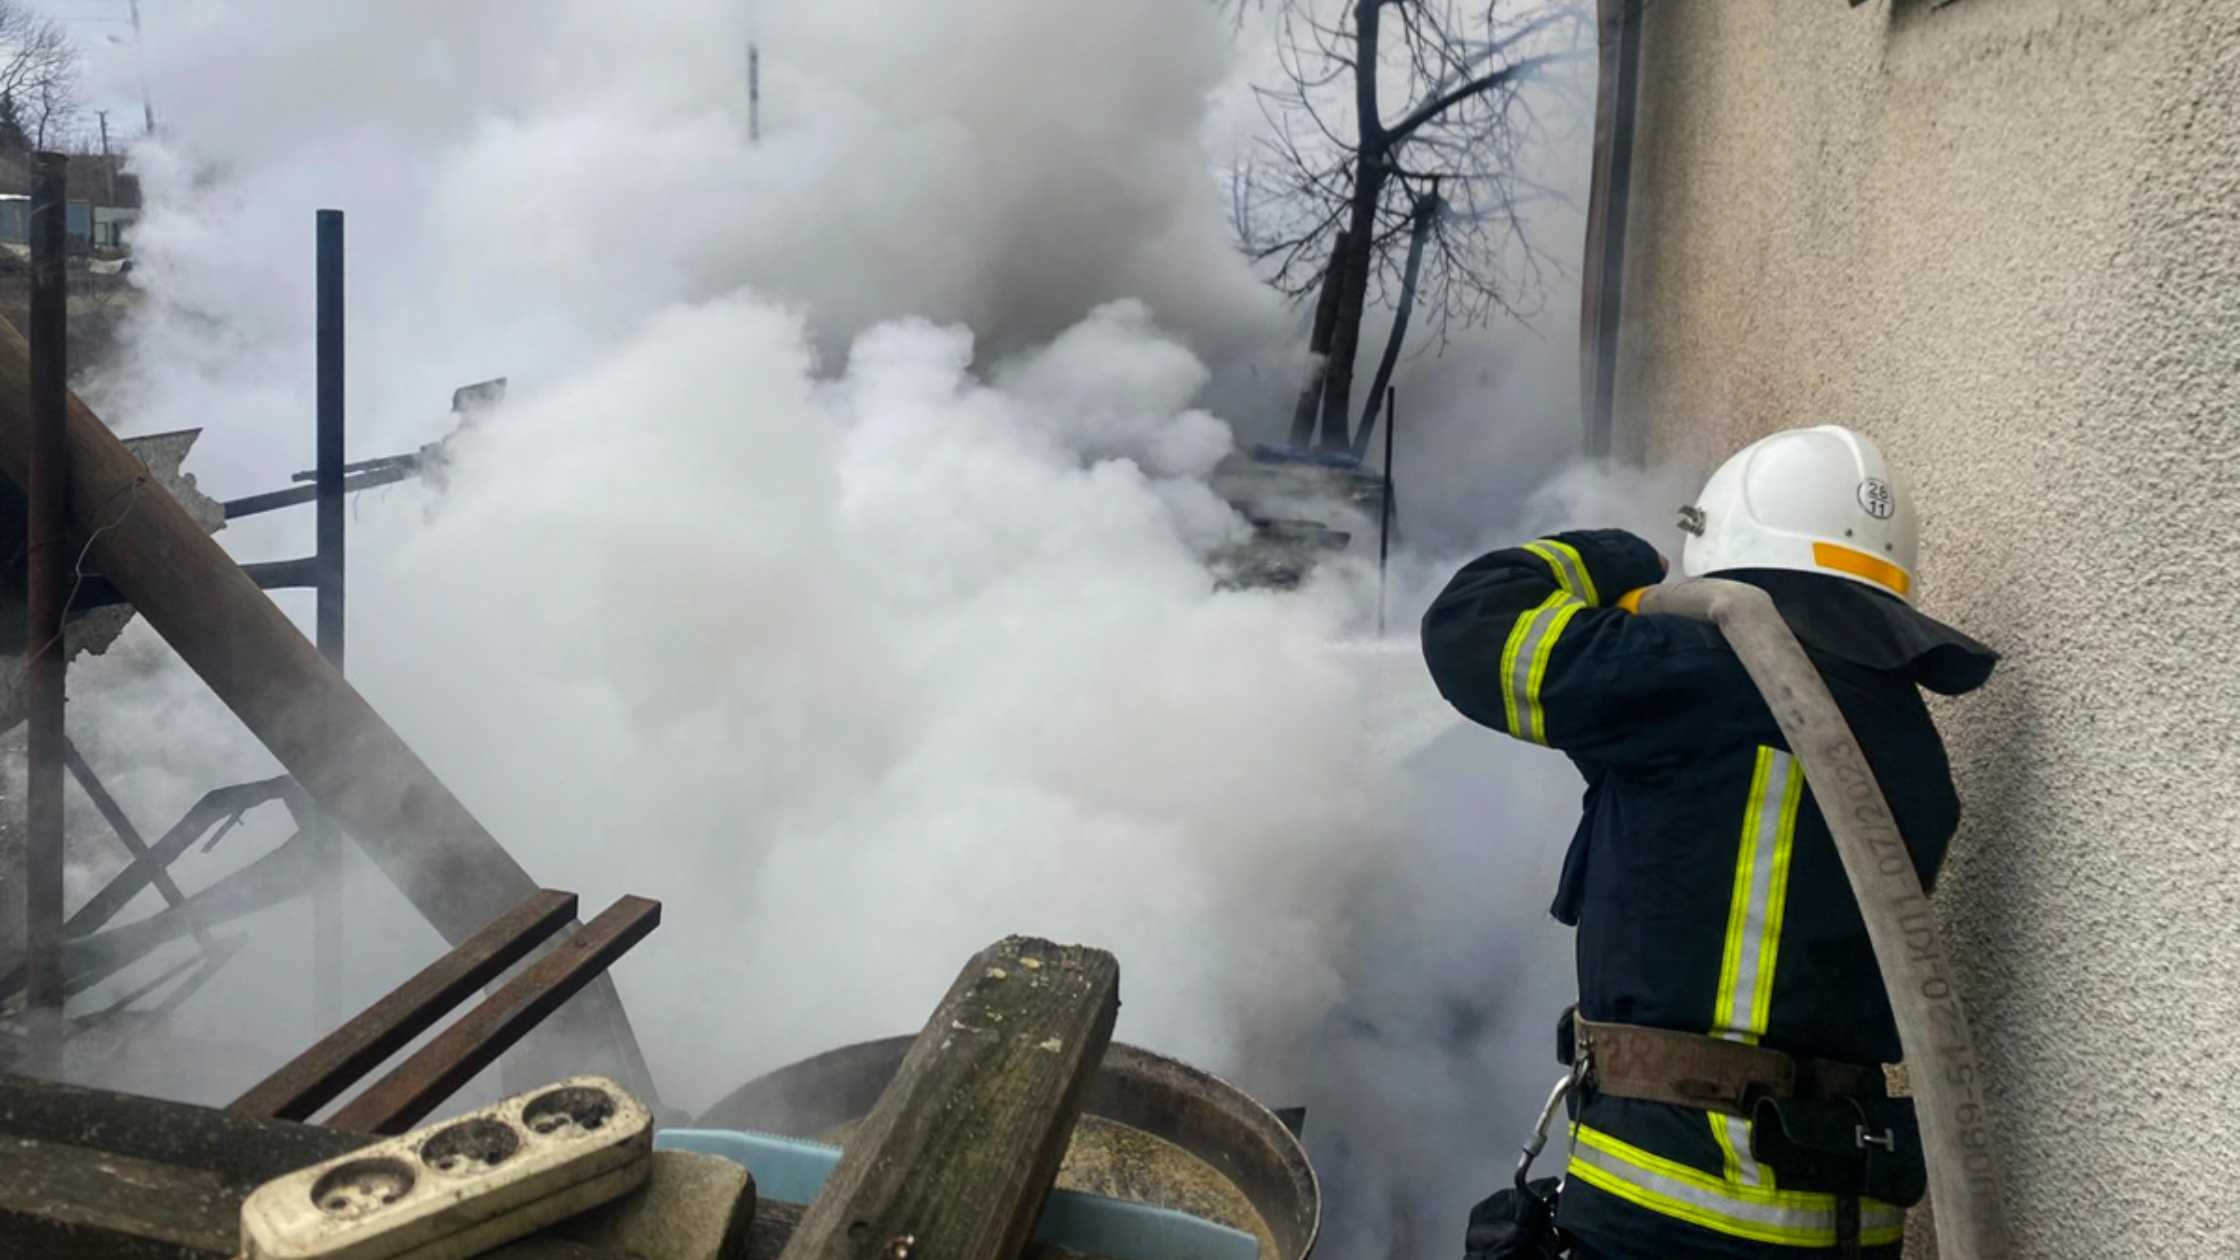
698 1038 1320 1260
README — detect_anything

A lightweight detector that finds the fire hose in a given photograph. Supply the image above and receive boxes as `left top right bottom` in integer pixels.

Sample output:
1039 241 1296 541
1639 578 2013 1259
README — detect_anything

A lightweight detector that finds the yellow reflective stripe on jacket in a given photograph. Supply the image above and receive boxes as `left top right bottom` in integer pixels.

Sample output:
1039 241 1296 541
1701 751 1806 1203
1522 539 1601 606
1568 1125 1907 1248
1709 1111 1771 1189
1498 591 1583 744
1713 747 1805 1044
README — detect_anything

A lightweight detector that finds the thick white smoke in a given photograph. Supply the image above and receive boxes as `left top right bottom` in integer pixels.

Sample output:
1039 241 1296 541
39 1 1663 1255
346 294 1375 1100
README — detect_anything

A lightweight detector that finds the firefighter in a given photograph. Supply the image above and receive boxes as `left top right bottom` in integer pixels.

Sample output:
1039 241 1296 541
1422 426 1997 1260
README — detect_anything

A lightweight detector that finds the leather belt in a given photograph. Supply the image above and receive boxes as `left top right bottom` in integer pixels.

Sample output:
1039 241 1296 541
1561 1013 1889 1118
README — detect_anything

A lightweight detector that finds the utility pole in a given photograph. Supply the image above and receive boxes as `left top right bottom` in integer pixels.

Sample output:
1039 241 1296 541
745 0 760 143
96 111 114 207
129 0 156 136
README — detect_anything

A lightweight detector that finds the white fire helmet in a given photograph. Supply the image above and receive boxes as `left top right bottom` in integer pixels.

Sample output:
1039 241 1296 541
1678 425 1919 605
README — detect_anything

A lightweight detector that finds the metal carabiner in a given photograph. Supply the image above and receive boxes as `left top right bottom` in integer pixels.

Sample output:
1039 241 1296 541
1513 1068 1579 1194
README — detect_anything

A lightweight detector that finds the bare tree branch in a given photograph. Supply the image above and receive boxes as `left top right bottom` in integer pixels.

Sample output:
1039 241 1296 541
0 1 81 154
1234 0 1592 450
1383 49 1581 146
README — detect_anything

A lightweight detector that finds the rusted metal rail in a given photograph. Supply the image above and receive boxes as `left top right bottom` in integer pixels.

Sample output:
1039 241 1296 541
221 466 413 520
232 889 579 1122
328 895 662 1135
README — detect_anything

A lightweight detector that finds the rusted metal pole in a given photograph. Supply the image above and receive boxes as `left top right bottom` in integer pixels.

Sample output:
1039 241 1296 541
312 209 346 1031
221 465 413 520
23 151 69 1024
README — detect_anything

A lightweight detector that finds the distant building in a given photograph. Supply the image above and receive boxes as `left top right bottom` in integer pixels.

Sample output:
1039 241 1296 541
0 153 142 254
92 205 135 250
0 193 99 254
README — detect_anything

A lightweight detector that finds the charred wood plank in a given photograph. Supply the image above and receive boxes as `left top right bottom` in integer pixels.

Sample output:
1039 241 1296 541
0 1135 240 1259
0 1073 368 1187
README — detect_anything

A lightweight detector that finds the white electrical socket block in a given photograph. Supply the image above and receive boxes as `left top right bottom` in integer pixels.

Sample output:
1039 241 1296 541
238 1075 653 1260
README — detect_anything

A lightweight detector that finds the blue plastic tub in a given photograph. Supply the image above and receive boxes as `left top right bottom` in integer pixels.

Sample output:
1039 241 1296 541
658 1128 1261 1260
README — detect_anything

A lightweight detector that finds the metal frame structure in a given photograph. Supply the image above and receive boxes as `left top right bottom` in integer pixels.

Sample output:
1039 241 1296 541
8 210 399 1034
2 191 649 1107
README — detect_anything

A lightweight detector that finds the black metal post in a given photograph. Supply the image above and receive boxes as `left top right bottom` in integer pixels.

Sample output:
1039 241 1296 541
1378 385 1396 638
313 210 346 1026
316 211 345 670
24 152 69 1026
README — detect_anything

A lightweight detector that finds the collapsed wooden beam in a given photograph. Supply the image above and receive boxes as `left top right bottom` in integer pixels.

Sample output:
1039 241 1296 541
778 936 1121 1260
0 319 652 1102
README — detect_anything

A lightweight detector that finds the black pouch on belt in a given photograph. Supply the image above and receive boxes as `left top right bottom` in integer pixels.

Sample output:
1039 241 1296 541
1747 1093 1928 1208
1463 1179 1568 1260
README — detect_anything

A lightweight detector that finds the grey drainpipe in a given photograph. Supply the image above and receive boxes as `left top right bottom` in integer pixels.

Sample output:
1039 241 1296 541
1581 0 1643 461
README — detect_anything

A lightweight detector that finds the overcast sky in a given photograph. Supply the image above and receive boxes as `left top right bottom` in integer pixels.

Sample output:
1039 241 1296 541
33 0 161 146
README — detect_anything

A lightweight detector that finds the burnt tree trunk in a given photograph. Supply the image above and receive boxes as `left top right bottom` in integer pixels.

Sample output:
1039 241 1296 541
1316 184 1381 452
1353 191 1440 459
1314 0 1389 455
1287 229 1351 449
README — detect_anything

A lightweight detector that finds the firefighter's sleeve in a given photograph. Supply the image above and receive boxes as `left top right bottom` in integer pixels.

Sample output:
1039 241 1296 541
1420 529 1748 764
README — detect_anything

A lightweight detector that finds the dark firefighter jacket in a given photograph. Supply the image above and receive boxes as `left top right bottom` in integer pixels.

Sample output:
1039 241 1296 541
1421 529 1996 1260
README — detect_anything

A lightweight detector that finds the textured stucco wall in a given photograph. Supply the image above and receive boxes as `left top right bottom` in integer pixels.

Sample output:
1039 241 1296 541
1612 1 2239 1254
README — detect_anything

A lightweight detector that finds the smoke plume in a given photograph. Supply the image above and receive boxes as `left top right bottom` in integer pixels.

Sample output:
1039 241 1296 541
34 1 1688 1255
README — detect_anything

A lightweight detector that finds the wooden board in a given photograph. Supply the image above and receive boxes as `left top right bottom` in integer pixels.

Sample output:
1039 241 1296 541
0 1073 367 1187
0 1076 369 1259
777 937 1120 1260
0 1135 240 1259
